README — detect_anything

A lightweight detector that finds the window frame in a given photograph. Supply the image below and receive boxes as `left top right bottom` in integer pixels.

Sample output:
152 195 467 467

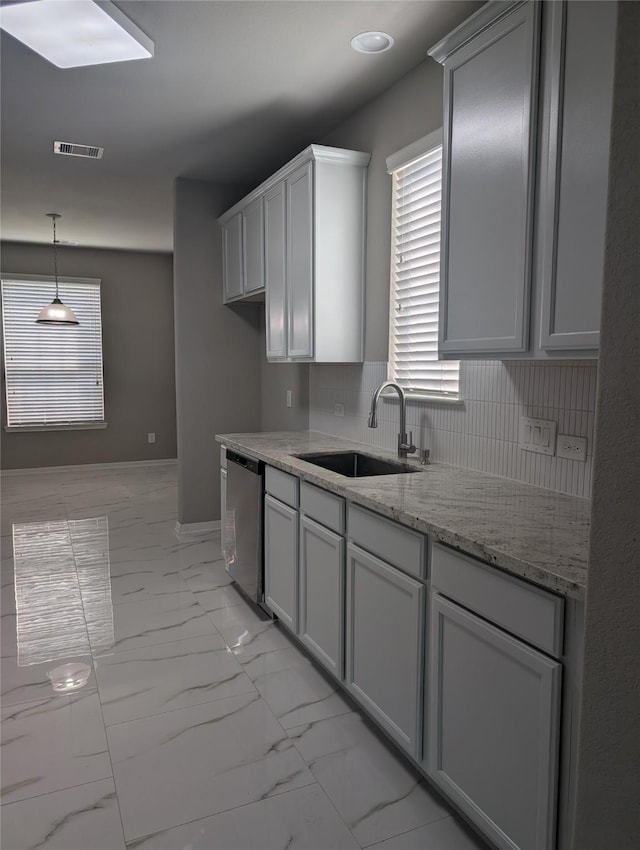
386 130 461 403
1 273 107 432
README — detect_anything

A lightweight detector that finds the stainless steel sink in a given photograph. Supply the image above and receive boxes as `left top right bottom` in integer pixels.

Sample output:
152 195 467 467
295 451 420 478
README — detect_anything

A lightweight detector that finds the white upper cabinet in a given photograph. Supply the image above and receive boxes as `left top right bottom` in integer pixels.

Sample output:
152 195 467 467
538 0 616 351
221 212 244 302
220 196 265 304
436 1 541 355
221 144 370 362
242 195 265 295
430 0 617 359
285 162 314 359
265 182 287 359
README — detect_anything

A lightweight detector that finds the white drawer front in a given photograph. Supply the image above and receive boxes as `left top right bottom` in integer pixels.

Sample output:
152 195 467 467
300 481 345 533
265 466 299 508
431 543 564 657
348 503 426 580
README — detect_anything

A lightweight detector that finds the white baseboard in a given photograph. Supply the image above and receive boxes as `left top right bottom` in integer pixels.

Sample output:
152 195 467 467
1 458 178 477
175 520 221 538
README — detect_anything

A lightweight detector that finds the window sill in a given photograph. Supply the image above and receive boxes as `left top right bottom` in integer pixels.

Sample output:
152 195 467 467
4 422 108 433
381 393 464 406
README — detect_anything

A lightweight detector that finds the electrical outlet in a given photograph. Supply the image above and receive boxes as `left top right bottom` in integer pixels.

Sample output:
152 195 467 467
286 390 293 408
557 435 587 462
148 432 156 444
518 417 556 456
334 403 345 417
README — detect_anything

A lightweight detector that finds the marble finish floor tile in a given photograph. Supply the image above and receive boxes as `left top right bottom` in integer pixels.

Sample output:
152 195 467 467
289 713 450 847
169 537 224 574
109 569 189 605
110 592 217 652
1 559 16 590
247 646 352 729
1 692 112 804
108 554 181 580
108 541 176 572
208 603 294 663
368 814 490 849
126 783 360 850
1 608 19 659
1 653 97 706
189 581 246 613
107 691 315 841
179 557 230 591
96 635 256 725
0 778 126 850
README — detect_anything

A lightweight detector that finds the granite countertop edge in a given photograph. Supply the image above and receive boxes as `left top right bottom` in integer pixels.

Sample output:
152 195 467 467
217 431 589 601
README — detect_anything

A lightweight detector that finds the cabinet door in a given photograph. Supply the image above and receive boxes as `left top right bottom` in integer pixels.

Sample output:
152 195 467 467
299 515 344 678
243 195 265 295
345 543 424 759
264 494 298 632
265 182 287 359
286 162 314 359
539 0 616 351
222 212 243 302
428 594 561 850
439 2 541 355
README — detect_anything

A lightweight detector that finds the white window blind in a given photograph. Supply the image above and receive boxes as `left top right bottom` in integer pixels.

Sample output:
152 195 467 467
1 276 105 428
387 137 459 397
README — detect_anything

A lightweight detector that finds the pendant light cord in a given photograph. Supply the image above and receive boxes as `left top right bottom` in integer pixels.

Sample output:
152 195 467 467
51 215 60 299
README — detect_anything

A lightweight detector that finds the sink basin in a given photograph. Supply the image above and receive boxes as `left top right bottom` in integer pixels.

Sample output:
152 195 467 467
295 451 420 478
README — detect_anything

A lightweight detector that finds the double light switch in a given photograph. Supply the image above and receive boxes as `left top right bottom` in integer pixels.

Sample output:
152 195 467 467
519 417 557 456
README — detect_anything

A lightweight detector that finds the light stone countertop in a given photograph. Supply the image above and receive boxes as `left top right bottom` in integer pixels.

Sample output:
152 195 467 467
216 431 590 601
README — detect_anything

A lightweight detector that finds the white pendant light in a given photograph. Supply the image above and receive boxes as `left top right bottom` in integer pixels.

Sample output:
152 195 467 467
36 214 79 325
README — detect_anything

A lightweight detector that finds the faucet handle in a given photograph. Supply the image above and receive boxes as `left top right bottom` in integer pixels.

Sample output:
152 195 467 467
398 431 417 457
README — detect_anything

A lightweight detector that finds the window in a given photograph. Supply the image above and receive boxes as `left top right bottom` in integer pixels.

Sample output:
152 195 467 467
387 131 459 398
1 275 105 430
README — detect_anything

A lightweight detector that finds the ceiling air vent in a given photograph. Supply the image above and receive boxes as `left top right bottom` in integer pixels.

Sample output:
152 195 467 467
54 141 104 159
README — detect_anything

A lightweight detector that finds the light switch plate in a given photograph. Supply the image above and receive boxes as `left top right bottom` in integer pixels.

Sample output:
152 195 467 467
334 403 345 417
519 417 557 456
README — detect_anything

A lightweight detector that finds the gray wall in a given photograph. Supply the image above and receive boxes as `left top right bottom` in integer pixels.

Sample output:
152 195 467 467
573 3 640 847
1 242 176 469
173 178 261 526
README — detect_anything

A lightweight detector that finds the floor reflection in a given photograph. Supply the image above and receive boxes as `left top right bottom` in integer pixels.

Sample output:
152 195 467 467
12 516 114 672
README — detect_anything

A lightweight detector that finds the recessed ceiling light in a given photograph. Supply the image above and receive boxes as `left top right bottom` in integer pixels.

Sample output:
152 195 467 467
0 0 154 69
351 31 394 54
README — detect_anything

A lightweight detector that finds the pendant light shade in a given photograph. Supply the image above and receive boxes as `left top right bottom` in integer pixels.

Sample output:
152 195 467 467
36 297 80 324
36 213 79 325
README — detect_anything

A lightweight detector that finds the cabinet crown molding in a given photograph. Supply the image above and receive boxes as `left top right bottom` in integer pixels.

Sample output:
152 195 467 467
428 0 527 64
218 144 371 224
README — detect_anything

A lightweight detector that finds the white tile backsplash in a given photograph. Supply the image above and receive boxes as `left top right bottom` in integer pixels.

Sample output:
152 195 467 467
309 360 597 498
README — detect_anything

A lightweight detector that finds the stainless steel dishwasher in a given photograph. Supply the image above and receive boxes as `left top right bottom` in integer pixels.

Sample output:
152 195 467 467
224 450 267 609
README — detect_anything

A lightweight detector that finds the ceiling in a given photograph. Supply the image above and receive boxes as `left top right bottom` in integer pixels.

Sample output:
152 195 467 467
1 0 479 253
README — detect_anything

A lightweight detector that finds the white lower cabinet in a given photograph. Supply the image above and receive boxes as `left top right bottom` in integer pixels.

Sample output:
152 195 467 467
345 543 425 759
299 515 344 679
256 467 567 850
264 493 298 632
427 593 562 850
